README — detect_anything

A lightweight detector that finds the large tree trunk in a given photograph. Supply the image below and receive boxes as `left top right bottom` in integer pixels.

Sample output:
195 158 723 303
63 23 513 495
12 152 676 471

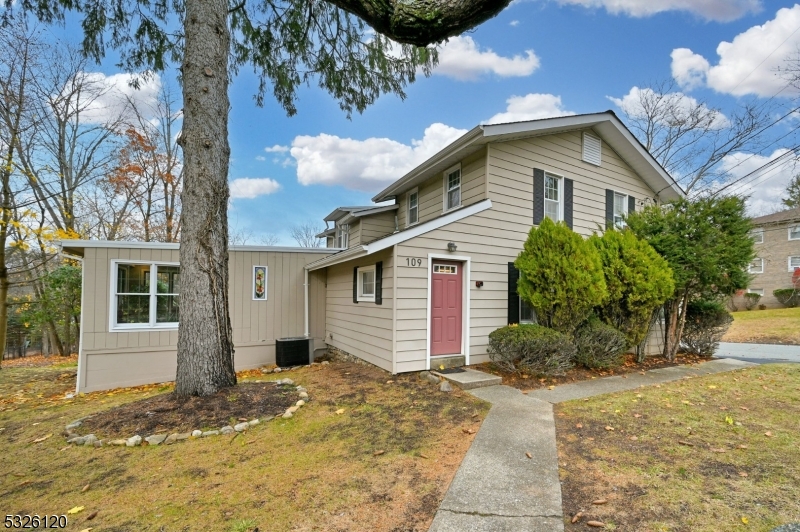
662 299 680 362
174 0 237 396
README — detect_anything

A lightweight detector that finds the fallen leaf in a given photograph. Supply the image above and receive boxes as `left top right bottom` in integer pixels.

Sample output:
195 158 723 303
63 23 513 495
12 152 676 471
571 511 584 523
373 450 385 456
764 431 773 437
738 472 748 477
78 528 93 532
81 484 90 492
547 385 555 390
708 385 717 389
462 428 475 435
740 406 749 411
710 448 726 453
678 440 695 447
335 409 345 415
587 520 606 527
604 426 614 431
525 452 532 459
31 433 52 444
633 414 642 418
418 453 429 459
592 499 608 505
742 516 749 524
629 436 638 441
737 444 749 449
67 506 85 515
575 423 583 429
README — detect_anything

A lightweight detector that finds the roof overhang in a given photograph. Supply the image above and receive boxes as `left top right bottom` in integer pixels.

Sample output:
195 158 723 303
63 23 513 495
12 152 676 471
372 112 684 204
57 240 343 258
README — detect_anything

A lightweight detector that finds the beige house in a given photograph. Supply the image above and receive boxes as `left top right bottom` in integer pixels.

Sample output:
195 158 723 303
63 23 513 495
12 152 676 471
736 208 800 308
63 111 683 392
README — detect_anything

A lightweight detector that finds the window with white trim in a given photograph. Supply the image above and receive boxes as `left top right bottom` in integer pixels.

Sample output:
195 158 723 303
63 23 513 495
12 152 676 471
544 172 562 222
357 265 376 302
613 192 628 229
750 229 764 244
444 166 461 211
790 256 800 272
748 258 763 274
112 262 180 329
407 188 419 226
520 299 537 324
336 223 349 248
790 225 800 241
747 288 764 296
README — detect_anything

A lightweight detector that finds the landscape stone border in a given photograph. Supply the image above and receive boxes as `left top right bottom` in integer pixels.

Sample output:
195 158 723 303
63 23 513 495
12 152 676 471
63 377 310 448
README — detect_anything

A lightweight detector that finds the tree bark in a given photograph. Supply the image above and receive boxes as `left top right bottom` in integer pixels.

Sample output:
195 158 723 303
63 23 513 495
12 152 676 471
174 0 237 396
662 299 680 362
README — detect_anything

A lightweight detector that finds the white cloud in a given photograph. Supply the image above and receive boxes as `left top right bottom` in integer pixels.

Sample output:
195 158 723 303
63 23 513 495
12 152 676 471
670 5 800 96
255 155 266 161
717 149 796 215
73 72 162 125
229 178 281 199
434 36 539 81
510 20 521 26
264 144 289 153
608 86 730 129
290 123 468 191
550 0 760 22
485 93 575 124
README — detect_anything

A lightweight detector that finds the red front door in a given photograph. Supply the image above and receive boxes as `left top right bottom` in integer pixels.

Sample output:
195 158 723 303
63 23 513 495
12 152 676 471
431 260 463 356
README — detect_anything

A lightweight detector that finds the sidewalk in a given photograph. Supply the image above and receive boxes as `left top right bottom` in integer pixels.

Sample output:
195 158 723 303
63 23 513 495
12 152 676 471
428 358 758 531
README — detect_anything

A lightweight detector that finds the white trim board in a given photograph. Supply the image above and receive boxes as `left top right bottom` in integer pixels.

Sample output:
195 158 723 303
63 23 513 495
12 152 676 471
426 253 471 371
59 240 342 254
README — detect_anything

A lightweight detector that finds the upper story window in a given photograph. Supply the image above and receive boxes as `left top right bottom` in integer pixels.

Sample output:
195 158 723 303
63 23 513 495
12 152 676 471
444 165 461 212
112 261 179 330
790 256 800 272
357 265 376 302
613 192 628 229
336 223 349 248
750 229 764 244
407 188 419 226
790 225 800 241
544 172 562 222
582 132 602 166
748 258 763 274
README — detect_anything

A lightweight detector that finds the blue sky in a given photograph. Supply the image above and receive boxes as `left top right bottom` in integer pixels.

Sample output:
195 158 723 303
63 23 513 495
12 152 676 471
57 0 800 244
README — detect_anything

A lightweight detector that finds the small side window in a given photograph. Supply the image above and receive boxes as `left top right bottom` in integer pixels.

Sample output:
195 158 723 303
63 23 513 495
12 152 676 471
408 189 419 226
444 165 461 211
357 265 376 302
790 226 800 241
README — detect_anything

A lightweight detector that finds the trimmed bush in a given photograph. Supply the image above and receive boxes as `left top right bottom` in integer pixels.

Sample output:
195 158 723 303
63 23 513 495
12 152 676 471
573 319 627 369
681 300 733 357
487 324 575 376
743 292 761 310
774 288 799 308
515 217 607 335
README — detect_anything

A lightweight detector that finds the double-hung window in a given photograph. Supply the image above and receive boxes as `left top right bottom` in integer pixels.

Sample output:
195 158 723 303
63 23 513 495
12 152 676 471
357 265 376 302
407 188 419 226
112 262 180 330
748 258 763 274
444 165 461 211
336 223 349 248
544 172 562 222
747 288 764 296
520 299 537 324
750 229 764 244
613 192 628 229
790 256 800 272
790 225 800 241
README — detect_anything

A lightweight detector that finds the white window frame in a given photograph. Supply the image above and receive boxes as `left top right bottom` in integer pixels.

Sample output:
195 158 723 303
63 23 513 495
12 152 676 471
443 164 462 213
750 229 764 244
519 298 537 324
790 225 800 241
356 265 376 302
543 171 564 223
748 258 763 274
790 256 800 272
336 223 349 249
747 288 764 296
407 187 419 227
252 265 268 301
613 192 628 229
109 260 180 332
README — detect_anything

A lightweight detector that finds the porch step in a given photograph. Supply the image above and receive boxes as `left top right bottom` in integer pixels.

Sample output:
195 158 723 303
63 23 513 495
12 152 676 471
431 368 502 391
430 355 466 370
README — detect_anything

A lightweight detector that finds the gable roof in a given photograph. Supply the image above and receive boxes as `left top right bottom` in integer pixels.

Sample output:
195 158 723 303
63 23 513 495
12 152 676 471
372 111 684 203
323 204 398 223
751 207 800 226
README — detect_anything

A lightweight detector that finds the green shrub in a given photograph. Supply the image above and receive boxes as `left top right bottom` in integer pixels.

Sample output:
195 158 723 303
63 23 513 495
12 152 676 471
773 288 799 308
515 217 607 335
743 292 761 310
681 300 733 357
573 318 627 369
487 324 575 376
589 229 674 348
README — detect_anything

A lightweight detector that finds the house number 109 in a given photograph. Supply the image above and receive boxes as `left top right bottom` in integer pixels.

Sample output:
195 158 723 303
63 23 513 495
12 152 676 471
406 258 422 267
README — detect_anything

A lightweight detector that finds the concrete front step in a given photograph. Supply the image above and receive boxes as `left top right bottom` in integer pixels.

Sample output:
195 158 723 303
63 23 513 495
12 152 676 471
431 368 502 390
430 355 466 370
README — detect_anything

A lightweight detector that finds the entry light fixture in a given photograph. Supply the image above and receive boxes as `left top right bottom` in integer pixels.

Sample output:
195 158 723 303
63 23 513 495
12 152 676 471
447 242 457 252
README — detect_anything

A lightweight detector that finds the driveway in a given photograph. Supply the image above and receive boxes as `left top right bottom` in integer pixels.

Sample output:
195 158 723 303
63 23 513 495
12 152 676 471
716 342 800 364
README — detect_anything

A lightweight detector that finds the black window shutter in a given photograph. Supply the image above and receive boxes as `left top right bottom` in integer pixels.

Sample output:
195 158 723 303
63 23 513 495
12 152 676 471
564 178 574 229
353 267 358 304
375 262 383 305
508 262 520 325
628 195 636 215
605 189 615 230
533 168 544 225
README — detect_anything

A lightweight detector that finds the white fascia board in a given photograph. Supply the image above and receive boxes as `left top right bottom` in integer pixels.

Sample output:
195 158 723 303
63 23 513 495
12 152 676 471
480 113 610 138
367 199 492 254
305 246 369 271
57 240 341 254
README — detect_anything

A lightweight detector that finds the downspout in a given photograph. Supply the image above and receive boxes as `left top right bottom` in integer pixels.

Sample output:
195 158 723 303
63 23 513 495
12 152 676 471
303 267 309 338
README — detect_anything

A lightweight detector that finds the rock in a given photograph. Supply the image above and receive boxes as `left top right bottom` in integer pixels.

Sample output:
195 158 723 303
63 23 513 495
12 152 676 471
220 426 235 435
287 406 300 414
233 423 249 432
107 439 127 446
248 419 260 427
83 434 98 446
126 435 142 447
299 391 309 399
282 411 293 419
67 436 86 445
440 381 453 392
273 367 282 373
280 378 294 385
145 434 167 446
296 400 305 407
93 440 103 448
771 525 800 532
164 433 179 445
296 386 307 392
191 430 202 438
321 361 329 365
426 374 440 385
261 415 275 423
66 421 82 430
419 371 431 380
201 430 219 437
64 392 75 399
175 433 192 441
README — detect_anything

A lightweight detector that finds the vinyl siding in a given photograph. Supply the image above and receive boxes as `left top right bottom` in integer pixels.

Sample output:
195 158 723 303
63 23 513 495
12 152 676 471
78 246 331 392
360 209 397 243
324 248 394 372
348 220 362 247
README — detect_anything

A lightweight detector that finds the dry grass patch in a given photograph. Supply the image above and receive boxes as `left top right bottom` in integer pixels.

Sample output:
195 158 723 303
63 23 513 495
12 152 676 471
555 364 800 531
0 359 488 531
723 307 800 345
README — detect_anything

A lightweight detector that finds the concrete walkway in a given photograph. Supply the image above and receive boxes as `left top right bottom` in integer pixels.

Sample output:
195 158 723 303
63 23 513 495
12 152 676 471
428 358 758 531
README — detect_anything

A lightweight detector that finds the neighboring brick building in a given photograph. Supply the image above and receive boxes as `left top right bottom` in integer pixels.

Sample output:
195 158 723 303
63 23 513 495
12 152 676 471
736 208 800 308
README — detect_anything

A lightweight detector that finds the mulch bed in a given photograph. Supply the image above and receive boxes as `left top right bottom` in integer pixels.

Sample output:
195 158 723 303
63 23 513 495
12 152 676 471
1 354 78 368
472 353 710 391
80 382 299 438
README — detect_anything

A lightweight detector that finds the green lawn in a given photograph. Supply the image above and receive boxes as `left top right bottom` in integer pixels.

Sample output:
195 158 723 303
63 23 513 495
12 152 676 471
723 306 800 345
